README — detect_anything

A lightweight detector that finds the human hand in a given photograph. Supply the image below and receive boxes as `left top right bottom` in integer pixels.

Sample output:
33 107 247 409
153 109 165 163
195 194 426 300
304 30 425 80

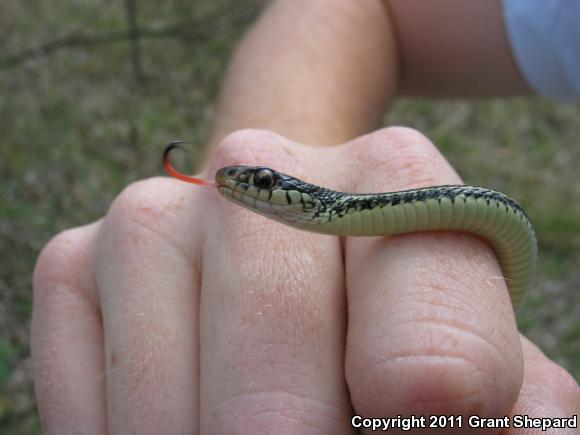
32 128 579 434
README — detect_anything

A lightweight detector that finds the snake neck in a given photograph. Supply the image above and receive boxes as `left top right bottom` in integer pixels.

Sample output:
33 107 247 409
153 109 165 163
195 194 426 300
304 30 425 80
306 185 528 225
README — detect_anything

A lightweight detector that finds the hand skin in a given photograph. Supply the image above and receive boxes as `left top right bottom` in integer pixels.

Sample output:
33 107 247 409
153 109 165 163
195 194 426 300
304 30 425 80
32 0 579 434
32 129 580 434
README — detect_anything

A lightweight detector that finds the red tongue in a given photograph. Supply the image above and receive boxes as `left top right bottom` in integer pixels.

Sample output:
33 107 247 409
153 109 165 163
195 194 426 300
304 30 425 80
163 142 214 186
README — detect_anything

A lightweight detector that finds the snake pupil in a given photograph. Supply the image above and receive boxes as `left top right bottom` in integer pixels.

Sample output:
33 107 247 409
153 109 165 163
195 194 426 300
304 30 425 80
254 169 275 189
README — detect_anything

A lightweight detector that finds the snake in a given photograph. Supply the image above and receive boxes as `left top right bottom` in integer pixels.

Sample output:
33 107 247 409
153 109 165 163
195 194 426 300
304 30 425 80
164 142 537 309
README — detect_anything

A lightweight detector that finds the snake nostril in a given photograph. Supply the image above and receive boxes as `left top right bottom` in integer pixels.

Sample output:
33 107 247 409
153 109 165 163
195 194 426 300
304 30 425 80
226 167 237 177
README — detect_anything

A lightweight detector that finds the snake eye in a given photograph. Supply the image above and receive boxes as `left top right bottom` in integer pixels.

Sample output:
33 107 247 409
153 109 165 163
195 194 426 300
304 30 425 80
253 169 276 189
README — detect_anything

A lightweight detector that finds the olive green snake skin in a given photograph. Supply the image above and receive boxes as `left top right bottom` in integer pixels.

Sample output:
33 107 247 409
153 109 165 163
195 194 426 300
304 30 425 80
214 165 537 309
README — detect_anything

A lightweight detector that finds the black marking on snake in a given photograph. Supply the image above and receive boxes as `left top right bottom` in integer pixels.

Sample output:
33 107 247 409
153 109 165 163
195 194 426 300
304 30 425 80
279 180 294 190
305 184 530 223
228 168 531 228
412 190 427 202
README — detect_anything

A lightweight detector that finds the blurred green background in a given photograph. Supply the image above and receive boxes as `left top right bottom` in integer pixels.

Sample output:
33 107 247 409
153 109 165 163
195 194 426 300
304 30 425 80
1 0 578 432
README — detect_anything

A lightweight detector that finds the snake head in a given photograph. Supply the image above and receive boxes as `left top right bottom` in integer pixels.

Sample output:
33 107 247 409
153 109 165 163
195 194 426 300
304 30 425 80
215 165 320 224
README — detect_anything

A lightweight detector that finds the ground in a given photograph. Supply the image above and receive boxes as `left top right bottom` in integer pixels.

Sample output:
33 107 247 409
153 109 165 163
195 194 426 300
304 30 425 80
1 0 578 432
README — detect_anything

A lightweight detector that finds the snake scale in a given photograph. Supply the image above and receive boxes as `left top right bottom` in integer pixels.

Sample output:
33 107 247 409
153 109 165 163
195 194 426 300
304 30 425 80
164 142 537 309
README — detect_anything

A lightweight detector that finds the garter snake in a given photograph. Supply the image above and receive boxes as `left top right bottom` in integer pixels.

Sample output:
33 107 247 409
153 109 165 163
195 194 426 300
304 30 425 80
164 142 537 309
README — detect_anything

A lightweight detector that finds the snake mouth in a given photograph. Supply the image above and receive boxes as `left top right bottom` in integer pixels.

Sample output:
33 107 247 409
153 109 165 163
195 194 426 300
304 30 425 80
215 168 249 201
217 185 266 212
215 167 275 210
214 167 229 188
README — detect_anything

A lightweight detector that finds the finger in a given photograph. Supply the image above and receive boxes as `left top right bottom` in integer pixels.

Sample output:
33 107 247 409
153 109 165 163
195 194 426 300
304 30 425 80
200 129 354 433
343 128 523 428
32 221 105 434
503 336 579 435
95 177 204 433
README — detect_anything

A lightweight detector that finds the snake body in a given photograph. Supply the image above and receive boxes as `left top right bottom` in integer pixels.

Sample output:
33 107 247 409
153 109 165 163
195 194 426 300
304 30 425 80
215 165 537 309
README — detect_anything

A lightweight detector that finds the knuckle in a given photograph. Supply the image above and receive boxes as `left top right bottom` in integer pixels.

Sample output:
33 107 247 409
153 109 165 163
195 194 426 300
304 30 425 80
104 177 200 258
212 128 295 171
32 223 100 313
350 126 457 190
108 177 177 238
34 227 88 293
367 126 432 148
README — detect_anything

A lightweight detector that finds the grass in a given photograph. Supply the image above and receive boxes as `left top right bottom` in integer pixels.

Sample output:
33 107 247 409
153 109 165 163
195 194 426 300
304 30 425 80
1 0 579 432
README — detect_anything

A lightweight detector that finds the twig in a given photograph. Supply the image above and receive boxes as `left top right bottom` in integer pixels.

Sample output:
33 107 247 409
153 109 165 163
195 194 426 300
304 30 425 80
125 0 143 86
